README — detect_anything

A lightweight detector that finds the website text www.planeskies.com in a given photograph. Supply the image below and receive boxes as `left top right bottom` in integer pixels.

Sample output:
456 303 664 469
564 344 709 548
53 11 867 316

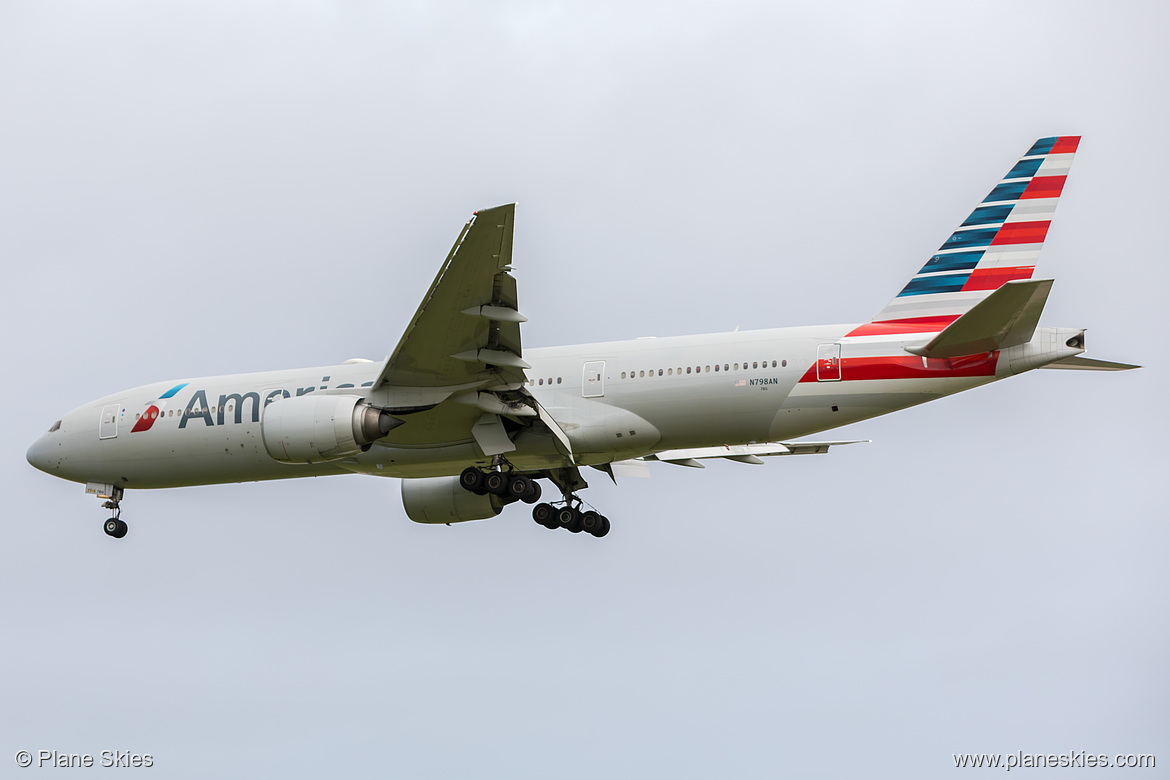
953 750 1154 771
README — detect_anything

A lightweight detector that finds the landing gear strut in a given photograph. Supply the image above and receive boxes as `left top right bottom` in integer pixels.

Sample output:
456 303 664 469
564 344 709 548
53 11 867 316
101 486 128 539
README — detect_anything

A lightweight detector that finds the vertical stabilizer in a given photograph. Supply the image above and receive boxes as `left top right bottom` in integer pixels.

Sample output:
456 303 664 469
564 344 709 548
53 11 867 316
850 137 1080 337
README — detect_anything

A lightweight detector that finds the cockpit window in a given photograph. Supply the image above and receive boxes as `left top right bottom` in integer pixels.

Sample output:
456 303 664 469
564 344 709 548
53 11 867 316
49 420 61 433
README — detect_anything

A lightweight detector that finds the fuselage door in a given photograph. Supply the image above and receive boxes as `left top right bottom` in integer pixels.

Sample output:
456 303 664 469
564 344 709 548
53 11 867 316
99 403 120 439
816 344 842 382
582 361 605 398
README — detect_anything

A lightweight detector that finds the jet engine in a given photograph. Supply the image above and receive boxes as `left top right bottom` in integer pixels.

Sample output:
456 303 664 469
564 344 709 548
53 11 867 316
262 394 399 464
401 476 503 524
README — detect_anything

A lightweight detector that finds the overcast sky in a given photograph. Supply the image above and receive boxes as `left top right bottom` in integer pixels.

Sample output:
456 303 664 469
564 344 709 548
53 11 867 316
2 2 1167 777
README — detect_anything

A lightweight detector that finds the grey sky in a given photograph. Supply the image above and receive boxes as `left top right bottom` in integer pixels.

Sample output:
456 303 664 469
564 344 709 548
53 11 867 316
2 2 1167 777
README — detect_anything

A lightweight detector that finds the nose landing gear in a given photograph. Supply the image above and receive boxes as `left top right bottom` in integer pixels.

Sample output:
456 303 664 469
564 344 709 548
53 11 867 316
98 485 128 539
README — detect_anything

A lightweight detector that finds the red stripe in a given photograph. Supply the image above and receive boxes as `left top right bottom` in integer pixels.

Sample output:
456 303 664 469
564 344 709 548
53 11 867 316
798 353 999 383
991 220 1050 245
961 266 1034 292
1020 175 1066 200
131 405 159 433
846 315 960 337
1049 136 1080 154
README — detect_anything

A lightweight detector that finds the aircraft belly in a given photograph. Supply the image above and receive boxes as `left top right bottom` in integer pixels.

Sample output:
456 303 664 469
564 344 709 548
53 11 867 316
769 375 997 439
615 381 795 451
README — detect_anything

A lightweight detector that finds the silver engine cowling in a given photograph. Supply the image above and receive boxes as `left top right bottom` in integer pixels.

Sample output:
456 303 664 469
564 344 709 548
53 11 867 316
262 394 398 464
401 476 503 524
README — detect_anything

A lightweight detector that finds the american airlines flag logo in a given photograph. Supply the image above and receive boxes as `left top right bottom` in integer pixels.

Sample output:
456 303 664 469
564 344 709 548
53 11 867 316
734 379 746 387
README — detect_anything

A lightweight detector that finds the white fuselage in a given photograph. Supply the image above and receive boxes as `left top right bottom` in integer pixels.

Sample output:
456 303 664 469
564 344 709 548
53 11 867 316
25 323 1083 491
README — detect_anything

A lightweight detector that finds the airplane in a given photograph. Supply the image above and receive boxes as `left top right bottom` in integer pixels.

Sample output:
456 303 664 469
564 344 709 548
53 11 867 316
26 136 1138 540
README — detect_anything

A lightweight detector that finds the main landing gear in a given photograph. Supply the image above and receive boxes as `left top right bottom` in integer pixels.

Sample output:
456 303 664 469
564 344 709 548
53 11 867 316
101 486 128 539
459 466 543 505
531 500 610 538
459 462 611 539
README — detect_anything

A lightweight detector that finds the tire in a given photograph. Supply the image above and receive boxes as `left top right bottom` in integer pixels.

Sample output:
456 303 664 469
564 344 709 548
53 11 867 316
532 503 556 527
483 472 508 496
592 516 611 538
580 511 602 534
104 518 120 537
521 481 542 505
555 506 577 530
507 475 531 500
113 520 128 539
459 467 484 493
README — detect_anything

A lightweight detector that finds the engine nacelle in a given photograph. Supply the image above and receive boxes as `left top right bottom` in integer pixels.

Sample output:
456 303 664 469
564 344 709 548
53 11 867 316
261 394 398 464
401 476 503 524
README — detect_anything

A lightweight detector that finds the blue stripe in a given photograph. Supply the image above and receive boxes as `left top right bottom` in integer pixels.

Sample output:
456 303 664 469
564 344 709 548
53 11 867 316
1026 137 1057 156
938 227 998 250
160 382 188 399
961 205 1012 227
920 250 984 273
1004 158 1043 180
898 274 971 297
983 181 1028 203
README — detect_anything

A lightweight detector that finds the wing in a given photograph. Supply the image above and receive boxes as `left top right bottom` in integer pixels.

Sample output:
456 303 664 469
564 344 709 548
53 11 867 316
366 205 549 457
373 204 527 394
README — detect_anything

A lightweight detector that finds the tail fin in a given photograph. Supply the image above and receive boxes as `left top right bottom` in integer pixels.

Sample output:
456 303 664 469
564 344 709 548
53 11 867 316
850 136 1080 337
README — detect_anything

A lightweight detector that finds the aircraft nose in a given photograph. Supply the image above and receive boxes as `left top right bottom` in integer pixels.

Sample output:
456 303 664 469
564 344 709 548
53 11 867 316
26 432 55 473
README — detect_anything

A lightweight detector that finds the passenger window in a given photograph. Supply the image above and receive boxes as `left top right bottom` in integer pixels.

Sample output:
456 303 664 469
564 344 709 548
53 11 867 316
686 367 692 374
724 364 729 371
705 365 710 372
539 378 544 385
714 364 720 372
667 368 673 375
658 369 663 376
771 360 777 367
557 377 562 384
782 360 787 367
621 372 627 379
639 370 644 377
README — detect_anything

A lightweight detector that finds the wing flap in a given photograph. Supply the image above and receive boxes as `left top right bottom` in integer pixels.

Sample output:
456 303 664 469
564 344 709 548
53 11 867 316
644 440 867 465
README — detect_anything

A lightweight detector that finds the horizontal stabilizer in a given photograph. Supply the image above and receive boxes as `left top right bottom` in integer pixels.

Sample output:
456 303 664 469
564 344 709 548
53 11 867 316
908 279 1052 358
1039 355 1141 371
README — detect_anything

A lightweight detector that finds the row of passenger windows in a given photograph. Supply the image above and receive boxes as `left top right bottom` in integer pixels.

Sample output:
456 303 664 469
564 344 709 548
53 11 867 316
522 359 790 387
133 404 237 420
621 359 786 379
